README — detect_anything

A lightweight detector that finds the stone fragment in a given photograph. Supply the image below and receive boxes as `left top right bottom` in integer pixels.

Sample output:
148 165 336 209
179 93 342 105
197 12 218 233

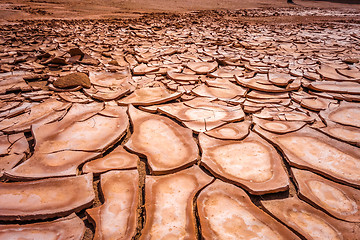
261 196 360 240
82 146 138 174
140 166 213 239
0 213 85 240
53 72 91 89
199 132 289 194
292 168 360 222
125 105 198 174
87 170 138 240
0 174 94 220
254 125 360 188
197 180 300 240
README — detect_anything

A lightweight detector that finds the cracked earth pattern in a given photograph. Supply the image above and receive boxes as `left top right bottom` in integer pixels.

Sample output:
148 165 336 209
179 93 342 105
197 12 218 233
0 8 360 240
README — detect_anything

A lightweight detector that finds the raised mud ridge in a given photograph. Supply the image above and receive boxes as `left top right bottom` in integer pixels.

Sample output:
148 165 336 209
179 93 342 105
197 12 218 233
0 9 359 240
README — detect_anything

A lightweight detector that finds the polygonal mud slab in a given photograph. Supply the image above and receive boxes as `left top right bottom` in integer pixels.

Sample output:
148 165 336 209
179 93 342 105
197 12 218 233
317 64 358 82
254 125 360 188
167 71 199 82
140 166 213 239
292 168 360 222
291 91 334 111
117 86 182 106
0 133 29 177
82 146 138 174
191 79 247 99
308 81 360 94
204 120 251 140
316 121 360 147
186 61 218 74
268 72 295 87
254 108 316 123
0 213 85 240
246 90 289 99
253 117 306 134
320 101 360 128
0 98 70 134
199 132 289 194
132 64 160 75
125 105 198 174
5 103 129 179
235 74 300 92
83 71 134 101
154 97 245 132
261 196 360 240
87 170 139 240
0 174 94 221
197 180 300 239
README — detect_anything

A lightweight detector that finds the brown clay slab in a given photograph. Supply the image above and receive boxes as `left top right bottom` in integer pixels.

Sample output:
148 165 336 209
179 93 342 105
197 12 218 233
0 213 85 240
261 196 360 240
0 133 29 177
0 98 70 133
235 74 297 92
204 120 251 140
308 81 360 94
87 170 138 240
292 168 360 222
125 105 198 174
336 68 360 80
199 132 289 195
167 71 199 82
317 64 358 82
5 103 129 179
246 90 289 99
140 166 213 239
156 98 245 132
197 180 300 240
254 125 360 188
132 64 160 75
117 86 182 106
82 146 138 174
191 79 247 99
320 101 360 128
0 174 94 220
316 121 360 147
83 71 134 101
253 117 306 134
268 72 295 87
186 61 218 74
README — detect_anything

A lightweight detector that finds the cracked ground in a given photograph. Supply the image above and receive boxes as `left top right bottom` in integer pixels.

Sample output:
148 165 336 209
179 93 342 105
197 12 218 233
0 6 360 240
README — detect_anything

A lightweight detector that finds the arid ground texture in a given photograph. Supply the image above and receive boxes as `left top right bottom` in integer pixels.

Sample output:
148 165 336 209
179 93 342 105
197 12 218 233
0 0 360 240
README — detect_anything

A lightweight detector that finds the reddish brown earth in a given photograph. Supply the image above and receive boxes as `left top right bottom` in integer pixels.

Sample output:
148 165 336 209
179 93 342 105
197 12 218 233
0 1 360 240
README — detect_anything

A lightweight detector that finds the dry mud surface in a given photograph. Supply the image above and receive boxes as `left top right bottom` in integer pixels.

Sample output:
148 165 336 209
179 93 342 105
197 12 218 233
0 6 360 240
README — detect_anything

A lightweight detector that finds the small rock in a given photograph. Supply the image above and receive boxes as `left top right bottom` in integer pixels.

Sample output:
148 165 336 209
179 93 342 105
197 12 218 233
53 72 91 89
